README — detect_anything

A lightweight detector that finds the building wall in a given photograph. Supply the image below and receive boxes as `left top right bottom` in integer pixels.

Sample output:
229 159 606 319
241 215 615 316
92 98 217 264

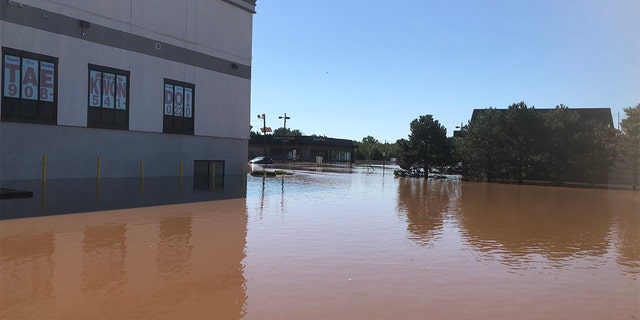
1 122 248 180
1 0 255 179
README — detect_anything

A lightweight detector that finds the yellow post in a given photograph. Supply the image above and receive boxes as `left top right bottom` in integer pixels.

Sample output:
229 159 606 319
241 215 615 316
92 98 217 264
140 160 144 180
179 161 183 179
42 154 47 182
96 178 101 202
212 164 216 181
41 154 47 207
41 178 47 208
97 157 101 181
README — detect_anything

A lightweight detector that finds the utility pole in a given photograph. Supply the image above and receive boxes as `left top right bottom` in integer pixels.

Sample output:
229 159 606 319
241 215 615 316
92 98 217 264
279 113 290 131
279 113 291 161
257 113 266 156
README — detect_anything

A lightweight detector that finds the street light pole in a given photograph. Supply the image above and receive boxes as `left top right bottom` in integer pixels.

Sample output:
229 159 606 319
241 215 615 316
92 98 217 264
278 113 291 161
257 113 266 156
278 113 290 131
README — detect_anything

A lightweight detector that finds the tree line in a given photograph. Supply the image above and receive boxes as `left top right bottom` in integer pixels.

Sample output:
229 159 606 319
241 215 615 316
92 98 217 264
250 102 639 188
388 102 638 188
454 102 619 185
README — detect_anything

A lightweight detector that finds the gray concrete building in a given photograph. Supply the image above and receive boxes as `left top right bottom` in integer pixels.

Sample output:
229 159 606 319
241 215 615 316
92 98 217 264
1 0 256 181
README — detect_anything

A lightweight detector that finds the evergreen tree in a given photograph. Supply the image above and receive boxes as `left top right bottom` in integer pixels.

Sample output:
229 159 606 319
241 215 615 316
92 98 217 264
618 104 640 189
542 105 584 184
398 115 450 172
503 102 544 183
458 108 506 182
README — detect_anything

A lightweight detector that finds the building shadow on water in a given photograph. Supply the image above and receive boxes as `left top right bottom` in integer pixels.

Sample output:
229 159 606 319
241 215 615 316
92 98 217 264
0 176 247 220
0 198 248 319
0 232 55 313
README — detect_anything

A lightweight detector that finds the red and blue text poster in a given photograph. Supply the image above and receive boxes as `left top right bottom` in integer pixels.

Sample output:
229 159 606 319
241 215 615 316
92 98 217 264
164 84 174 115
21 58 38 100
89 70 102 107
39 61 55 102
184 87 193 118
3 55 20 98
115 75 127 110
101 73 115 109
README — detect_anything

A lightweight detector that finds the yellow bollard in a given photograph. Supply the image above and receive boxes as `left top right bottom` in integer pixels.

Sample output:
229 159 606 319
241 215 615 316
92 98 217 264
42 154 47 182
96 178 101 202
41 154 47 207
179 161 183 179
41 178 47 208
140 160 144 180
97 157 101 181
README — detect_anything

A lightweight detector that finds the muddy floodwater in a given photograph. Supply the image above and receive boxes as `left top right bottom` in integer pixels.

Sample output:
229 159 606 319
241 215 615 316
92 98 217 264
1 167 639 319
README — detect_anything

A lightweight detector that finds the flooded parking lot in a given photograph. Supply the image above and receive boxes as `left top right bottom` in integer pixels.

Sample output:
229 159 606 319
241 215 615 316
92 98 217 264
1 167 638 319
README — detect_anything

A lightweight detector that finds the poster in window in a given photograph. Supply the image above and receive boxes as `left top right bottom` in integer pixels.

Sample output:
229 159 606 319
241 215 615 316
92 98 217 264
89 70 102 107
174 86 184 117
3 55 20 98
21 58 38 100
39 61 55 102
164 84 173 115
184 87 193 118
115 75 127 110
102 73 115 108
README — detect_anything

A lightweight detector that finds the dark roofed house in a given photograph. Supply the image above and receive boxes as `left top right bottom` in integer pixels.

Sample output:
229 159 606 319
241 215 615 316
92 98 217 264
471 107 614 128
466 107 615 185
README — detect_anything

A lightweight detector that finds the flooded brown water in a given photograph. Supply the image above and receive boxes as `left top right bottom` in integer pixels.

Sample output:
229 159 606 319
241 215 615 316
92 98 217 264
1 167 638 319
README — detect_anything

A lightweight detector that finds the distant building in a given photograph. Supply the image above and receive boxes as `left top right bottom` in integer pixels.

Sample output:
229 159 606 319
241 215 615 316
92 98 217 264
249 135 357 164
1 0 256 181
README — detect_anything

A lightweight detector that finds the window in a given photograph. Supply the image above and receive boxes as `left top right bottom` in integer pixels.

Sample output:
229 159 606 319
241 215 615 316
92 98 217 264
2 47 58 124
163 79 194 134
87 64 129 130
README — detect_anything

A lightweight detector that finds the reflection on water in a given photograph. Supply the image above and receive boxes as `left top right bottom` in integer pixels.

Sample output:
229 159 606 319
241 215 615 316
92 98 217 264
1 233 55 313
396 179 461 246
157 216 193 279
1 168 638 319
0 200 247 320
82 224 127 291
0 176 246 220
459 183 614 266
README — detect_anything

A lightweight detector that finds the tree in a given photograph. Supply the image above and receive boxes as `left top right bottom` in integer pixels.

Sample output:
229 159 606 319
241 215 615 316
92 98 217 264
273 127 303 136
577 118 617 185
396 138 416 170
398 115 450 172
542 105 617 185
457 108 506 182
503 102 544 183
618 103 640 189
542 105 583 184
356 136 386 160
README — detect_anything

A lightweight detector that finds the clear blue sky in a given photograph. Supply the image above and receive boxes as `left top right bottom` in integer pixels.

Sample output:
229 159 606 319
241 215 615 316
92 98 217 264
250 0 639 142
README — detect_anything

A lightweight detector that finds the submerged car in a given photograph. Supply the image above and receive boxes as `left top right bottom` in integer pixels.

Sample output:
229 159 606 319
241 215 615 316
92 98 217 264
249 156 273 164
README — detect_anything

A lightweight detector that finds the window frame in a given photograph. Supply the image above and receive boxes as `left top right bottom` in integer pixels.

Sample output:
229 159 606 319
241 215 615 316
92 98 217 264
163 78 195 135
87 64 130 130
1 47 58 125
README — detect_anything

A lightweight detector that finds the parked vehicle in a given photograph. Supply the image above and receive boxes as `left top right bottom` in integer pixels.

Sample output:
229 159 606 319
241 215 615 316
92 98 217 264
249 156 273 164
